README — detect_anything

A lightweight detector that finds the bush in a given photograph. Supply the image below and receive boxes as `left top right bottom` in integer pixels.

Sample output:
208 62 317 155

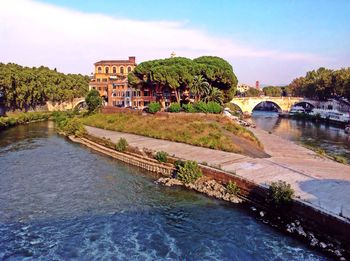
155 151 168 163
116 137 128 152
193 101 208 113
60 118 86 137
206 101 222 114
177 160 202 184
85 89 102 113
226 181 240 195
182 103 196 113
148 102 161 113
169 103 181 113
268 180 294 205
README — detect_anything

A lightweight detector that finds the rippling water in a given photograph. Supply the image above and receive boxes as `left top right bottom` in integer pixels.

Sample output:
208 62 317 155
0 122 328 260
251 111 350 163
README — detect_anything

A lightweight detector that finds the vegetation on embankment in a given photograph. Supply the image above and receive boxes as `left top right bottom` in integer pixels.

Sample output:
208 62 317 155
0 111 51 129
302 142 349 165
80 112 263 154
0 62 89 111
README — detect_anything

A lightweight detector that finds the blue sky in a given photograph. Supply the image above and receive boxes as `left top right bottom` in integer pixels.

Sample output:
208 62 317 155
1 0 349 85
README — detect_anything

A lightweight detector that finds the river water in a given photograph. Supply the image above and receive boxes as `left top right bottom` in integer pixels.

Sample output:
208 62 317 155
0 122 328 260
251 111 350 163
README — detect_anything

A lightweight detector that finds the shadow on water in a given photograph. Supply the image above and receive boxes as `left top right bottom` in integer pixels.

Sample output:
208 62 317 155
0 121 329 260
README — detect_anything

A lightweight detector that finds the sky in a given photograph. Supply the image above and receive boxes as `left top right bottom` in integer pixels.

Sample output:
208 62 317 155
0 0 349 85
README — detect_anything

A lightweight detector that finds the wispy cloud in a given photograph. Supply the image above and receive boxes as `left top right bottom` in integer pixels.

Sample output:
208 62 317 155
0 0 328 84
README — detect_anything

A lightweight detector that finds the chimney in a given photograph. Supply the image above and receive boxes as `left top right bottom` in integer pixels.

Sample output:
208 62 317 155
129 56 136 64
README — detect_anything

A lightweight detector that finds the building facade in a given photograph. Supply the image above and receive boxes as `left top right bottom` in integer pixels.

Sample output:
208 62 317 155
89 56 156 108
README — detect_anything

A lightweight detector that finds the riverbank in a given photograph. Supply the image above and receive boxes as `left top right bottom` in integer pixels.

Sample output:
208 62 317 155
0 111 51 129
68 125 350 259
80 112 265 157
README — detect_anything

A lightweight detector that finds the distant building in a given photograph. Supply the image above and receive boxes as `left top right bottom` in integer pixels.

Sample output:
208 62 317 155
237 83 252 93
89 56 152 108
255 81 260 89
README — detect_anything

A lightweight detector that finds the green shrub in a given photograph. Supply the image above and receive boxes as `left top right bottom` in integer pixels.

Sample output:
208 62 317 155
177 160 202 184
85 89 102 113
268 180 294 205
60 118 86 137
174 159 185 170
193 101 208 113
226 181 240 195
182 103 196 113
116 137 128 152
206 101 222 114
149 102 161 113
169 103 181 113
155 151 168 163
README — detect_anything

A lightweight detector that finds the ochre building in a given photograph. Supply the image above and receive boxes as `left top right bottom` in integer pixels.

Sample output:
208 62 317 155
89 56 156 108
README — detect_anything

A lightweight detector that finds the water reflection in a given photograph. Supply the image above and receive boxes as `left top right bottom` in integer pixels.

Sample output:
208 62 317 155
251 111 350 162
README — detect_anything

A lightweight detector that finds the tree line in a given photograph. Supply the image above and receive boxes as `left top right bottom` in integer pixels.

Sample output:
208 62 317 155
128 56 238 103
289 67 350 100
0 63 89 111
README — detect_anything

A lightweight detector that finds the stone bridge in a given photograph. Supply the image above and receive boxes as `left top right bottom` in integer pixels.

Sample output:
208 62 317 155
46 97 85 111
230 97 308 114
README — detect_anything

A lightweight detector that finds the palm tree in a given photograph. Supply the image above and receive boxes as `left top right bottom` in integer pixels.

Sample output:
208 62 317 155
204 87 223 105
190 75 210 102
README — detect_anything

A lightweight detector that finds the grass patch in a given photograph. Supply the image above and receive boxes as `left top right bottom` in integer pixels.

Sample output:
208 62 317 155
0 111 51 129
81 113 262 154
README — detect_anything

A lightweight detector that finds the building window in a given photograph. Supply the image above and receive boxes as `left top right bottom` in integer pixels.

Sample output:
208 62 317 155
144 101 150 106
143 90 149 96
105 67 109 74
112 67 116 74
137 91 141 97
133 91 137 97
98 87 101 91
97 78 101 82
128 66 132 73
120 66 124 74
97 66 102 73
102 78 107 82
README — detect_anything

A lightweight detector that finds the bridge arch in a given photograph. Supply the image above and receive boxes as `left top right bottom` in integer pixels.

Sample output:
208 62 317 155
252 101 282 113
230 97 304 115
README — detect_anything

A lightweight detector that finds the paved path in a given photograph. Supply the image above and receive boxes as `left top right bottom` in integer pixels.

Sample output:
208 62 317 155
86 126 350 219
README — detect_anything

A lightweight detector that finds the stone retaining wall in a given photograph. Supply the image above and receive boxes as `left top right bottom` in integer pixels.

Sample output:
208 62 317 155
70 136 174 177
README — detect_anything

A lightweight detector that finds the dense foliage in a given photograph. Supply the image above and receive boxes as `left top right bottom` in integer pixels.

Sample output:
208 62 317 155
176 160 203 184
53 111 86 137
128 56 238 103
289 67 350 100
168 103 181 112
85 89 102 113
116 138 128 152
226 181 240 195
244 87 262 97
263 86 282 97
268 180 294 205
0 63 89 110
0 112 51 129
148 102 161 113
155 151 168 163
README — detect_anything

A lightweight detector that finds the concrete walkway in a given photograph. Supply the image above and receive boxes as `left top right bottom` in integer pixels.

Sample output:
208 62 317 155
85 126 350 219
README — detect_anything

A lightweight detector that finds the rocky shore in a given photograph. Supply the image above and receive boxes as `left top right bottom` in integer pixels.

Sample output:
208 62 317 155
156 177 242 203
